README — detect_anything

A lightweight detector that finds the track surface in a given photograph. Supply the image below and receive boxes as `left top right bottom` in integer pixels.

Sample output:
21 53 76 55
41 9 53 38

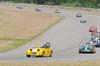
0 6 100 61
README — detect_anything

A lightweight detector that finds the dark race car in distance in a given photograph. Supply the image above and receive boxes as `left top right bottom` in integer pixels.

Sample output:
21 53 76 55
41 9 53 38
80 19 87 23
54 10 61 13
16 6 23 9
79 44 96 54
35 8 41 11
76 13 82 17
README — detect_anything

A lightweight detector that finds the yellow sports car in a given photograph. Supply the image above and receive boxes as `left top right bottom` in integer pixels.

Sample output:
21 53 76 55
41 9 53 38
26 42 53 57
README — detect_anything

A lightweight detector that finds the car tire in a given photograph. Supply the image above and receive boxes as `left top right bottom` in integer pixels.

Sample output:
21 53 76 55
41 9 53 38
27 55 31 57
93 51 96 53
93 49 96 53
79 51 82 54
49 50 53 57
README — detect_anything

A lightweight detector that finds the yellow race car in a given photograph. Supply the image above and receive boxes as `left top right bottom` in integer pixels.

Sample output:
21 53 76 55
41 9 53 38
26 42 53 57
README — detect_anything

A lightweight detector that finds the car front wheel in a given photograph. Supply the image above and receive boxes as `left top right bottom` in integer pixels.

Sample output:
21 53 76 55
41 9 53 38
79 51 82 54
27 55 31 57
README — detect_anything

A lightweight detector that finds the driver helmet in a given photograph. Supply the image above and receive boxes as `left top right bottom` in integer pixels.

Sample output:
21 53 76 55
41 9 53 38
45 41 50 47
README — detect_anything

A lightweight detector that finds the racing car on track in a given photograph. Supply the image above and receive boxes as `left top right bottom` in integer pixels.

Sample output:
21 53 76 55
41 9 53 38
95 32 100 38
89 26 97 33
76 13 82 17
54 10 61 13
80 19 87 23
35 8 41 11
16 6 23 9
79 43 96 53
92 32 100 47
26 42 53 57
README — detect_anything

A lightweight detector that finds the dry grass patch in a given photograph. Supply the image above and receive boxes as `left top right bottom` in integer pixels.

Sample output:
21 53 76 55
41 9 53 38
0 7 63 52
0 11 4 16
0 39 30 52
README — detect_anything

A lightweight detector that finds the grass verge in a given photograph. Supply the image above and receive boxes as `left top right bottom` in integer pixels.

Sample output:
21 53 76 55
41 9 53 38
0 39 30 52
0 60 100 66
0 7 63 52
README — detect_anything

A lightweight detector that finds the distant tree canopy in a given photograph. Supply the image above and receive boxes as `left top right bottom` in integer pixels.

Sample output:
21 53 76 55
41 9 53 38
1 0 100 8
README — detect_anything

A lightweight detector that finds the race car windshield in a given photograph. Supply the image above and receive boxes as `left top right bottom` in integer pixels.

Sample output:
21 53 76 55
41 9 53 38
81 45 92 50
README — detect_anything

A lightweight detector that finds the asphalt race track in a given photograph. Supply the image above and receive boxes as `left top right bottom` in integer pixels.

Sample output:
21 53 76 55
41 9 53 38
0 5 100 61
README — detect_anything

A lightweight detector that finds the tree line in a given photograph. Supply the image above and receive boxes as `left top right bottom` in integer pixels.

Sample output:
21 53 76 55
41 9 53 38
1 0 100 8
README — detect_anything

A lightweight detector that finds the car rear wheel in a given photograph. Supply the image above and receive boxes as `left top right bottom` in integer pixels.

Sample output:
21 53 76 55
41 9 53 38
49 50 53 57
93 51 96 53
93 47 96 53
